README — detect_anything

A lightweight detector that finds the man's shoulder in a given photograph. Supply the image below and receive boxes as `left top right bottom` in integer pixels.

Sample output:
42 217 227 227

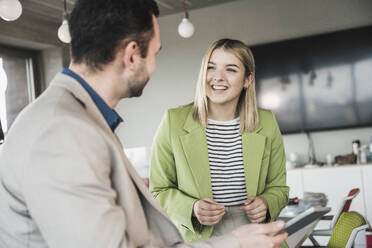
32 83 88 123
7 79 94 147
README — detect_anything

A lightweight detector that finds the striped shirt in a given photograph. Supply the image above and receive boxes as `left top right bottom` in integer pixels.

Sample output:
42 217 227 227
206 118 248 206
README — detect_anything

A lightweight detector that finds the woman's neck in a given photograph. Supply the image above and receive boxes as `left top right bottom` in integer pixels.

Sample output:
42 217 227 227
208 101 238 121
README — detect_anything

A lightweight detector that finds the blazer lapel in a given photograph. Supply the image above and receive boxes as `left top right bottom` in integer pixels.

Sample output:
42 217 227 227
109 136 151 247
112 134 169 217
180 109 213 199
242 124 266 197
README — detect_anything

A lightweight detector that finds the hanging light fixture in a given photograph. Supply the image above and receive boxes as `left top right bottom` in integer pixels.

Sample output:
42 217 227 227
58 0 71 44
178 0 194 38
0 0 23 21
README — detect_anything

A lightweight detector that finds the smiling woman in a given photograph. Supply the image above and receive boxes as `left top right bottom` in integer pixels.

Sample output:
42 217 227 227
150 39 289 246
206 49 249 114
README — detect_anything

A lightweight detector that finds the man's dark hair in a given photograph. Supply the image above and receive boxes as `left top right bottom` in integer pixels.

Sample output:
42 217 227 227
69 0 159 70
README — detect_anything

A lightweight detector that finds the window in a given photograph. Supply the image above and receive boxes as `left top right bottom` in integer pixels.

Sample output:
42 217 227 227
0 45 41 137
0 57 8 135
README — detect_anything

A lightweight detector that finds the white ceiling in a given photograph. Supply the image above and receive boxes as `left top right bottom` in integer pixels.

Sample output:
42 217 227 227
22 0 241 24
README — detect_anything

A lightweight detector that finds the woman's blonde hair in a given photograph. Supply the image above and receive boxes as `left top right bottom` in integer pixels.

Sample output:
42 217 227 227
193 38 259 133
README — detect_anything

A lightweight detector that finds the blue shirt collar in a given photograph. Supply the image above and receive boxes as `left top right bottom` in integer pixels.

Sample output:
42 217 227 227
62 68 123 132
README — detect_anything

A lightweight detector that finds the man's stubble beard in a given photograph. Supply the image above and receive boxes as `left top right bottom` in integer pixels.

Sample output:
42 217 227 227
127 59 150 98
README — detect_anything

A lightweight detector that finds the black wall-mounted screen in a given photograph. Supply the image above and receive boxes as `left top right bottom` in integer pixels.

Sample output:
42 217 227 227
251 26 372 134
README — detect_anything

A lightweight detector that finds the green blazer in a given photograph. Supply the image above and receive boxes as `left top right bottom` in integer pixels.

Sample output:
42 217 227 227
150 104 289 242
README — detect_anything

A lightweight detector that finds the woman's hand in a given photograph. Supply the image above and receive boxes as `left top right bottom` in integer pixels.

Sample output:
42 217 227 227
239 196 268 223
193 198 225 226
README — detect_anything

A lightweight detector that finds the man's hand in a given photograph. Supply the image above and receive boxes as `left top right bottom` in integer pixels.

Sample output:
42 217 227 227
232 221 287 248
239 196 268 223
193 198 225 226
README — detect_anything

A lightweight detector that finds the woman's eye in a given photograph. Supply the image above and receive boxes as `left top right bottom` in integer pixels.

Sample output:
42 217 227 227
207 66 215 70
227 68 237 72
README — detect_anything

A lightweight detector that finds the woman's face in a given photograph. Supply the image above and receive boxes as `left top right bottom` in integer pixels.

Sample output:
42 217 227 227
206 48 249 108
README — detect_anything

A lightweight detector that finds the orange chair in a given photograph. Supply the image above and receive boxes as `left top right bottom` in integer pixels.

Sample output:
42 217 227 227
308 188 360 246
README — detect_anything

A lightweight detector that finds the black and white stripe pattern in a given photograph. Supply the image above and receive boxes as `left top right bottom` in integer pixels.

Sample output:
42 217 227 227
207 118 247 206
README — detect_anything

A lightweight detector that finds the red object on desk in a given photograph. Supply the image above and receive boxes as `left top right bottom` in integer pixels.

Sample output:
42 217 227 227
366 229 372 248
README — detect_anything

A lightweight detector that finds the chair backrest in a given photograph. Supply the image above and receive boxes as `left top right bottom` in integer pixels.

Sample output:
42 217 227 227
342 188 360 212
327 211 368 248
330 188 360 228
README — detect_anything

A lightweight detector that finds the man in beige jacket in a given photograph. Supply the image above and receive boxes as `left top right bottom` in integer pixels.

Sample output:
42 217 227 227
0 0 287 247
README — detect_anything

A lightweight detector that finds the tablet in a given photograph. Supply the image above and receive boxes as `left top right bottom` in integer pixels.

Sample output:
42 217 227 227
279 206 331 236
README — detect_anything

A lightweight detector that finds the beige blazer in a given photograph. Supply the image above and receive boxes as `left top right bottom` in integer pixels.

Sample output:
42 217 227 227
0 73 238 248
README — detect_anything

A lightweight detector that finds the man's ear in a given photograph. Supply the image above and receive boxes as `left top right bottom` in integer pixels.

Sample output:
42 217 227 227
244 72 254 88
122 41 141 71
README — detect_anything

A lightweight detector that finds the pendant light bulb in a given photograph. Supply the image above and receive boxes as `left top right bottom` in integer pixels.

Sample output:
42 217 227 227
0 0 23 21
58 19 71 44
178 0 194 39
58 0 71 44
178 15 194 38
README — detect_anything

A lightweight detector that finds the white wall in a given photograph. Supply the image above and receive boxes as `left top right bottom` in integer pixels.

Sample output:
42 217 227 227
115 0 372 163
41 48 64 88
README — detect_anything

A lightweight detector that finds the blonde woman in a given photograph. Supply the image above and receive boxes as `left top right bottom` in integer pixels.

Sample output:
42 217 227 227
150 39 289 243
